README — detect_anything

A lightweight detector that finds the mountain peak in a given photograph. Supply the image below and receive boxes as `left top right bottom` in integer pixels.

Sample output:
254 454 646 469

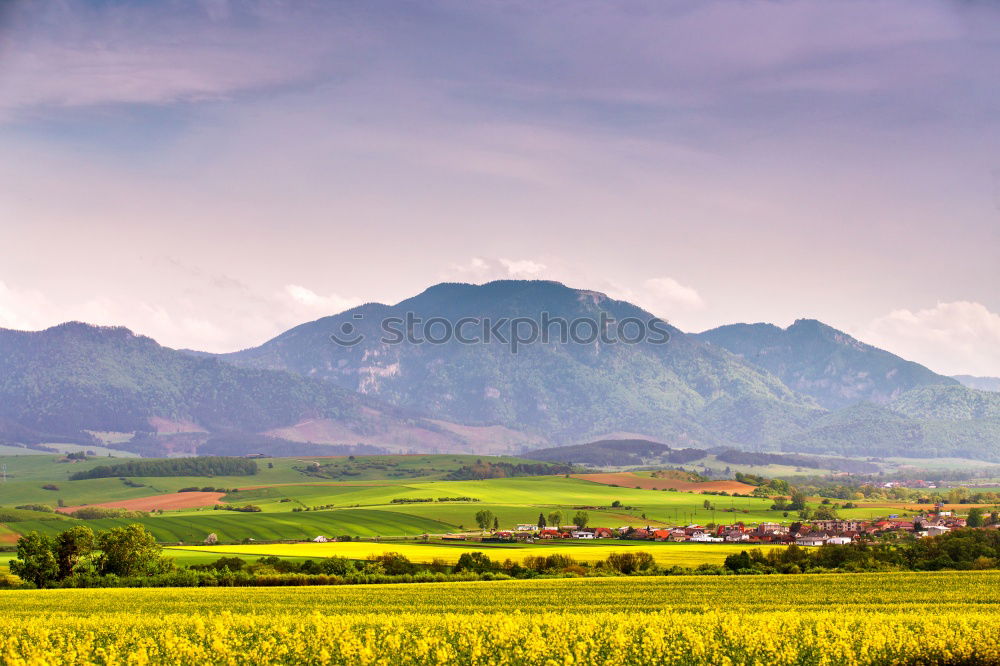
697 319 957 409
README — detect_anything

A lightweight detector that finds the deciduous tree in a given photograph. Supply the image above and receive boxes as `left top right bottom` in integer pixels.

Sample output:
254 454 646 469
54 525 94 579
10 532 58 588
474 509 495 531
96 524 169 577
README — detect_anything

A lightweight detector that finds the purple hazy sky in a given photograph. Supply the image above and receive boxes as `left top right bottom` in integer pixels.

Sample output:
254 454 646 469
0 0 998 374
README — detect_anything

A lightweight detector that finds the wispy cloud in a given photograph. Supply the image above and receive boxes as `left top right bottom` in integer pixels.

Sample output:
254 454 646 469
0 1 354 117
642 277 706 311
863 302 1000 376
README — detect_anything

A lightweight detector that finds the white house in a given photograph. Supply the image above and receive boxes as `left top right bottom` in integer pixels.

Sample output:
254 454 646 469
312 535 329 543
926 525 950 536
826 536 853 545
690 533 723 543
571 530 594 539
796 536 827 547
516 524 538 532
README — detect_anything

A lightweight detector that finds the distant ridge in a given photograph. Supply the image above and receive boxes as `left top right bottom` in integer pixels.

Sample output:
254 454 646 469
954 375 1000 393
2 282 999 461
697 319 957 410
0 322 526 457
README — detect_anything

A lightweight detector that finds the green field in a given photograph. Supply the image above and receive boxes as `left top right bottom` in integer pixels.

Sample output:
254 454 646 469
0 454 541 506
0 453 983 548
9 508 455 543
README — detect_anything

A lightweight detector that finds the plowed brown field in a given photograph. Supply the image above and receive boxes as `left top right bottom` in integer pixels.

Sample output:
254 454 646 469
56 491 225 514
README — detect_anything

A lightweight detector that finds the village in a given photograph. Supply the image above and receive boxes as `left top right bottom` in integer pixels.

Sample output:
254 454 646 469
476 509 989 547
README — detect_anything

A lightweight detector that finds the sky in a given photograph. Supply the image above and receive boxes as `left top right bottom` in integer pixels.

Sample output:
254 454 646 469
0 0 998 375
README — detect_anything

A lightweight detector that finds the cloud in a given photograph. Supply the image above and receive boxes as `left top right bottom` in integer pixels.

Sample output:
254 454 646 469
643 277 706 310
0 271 365 353
0 280 47 329
0 1 348 116
499 258 547 277
283 285 360 314
444 257 550 282
863 301 1000 376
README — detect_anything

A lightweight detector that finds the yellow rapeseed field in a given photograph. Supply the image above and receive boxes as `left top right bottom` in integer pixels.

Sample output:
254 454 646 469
167 540 766 567
2 571 998 664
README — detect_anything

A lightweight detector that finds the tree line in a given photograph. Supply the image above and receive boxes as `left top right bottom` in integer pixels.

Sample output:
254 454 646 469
69 457 258 480
9 524 171 588
445 460 573 481
724 528 1000 574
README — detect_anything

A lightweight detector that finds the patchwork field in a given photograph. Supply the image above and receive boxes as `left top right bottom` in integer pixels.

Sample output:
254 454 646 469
1 453 988 549
573 471 756 494
1 571 998 664
0 525 18 546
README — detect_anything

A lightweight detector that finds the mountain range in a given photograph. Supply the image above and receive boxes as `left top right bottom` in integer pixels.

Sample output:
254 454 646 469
696 319 958 409
1 280 998 461
953 375 1000 392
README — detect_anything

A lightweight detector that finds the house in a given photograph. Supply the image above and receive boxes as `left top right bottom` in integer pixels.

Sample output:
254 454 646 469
593 527 615 539
539 529 562 539
571 531 594 539
826 536 853 545
926 525 950 537
717 522 747 537
651 529 672 542
482 532 515 543
756 522 783 535
757 534 785 544
690 533 723 543
810 520 862 533
516 524 538 532
312 535 328 543
796 535 827 546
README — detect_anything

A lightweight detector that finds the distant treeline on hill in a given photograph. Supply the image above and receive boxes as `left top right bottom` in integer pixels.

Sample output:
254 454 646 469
69 457 258 480
444 461 573 480
715 450 880 474
526 439 676 466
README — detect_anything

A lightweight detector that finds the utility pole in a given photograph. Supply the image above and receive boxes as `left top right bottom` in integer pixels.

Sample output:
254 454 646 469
1 463 5 483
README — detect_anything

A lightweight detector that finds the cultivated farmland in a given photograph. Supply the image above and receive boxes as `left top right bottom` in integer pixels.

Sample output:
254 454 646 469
166 540 769 568
1 571 998 664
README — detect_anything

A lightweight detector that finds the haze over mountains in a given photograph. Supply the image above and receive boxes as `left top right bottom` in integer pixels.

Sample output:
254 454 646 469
953 375 1000 393
1 280 998 461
